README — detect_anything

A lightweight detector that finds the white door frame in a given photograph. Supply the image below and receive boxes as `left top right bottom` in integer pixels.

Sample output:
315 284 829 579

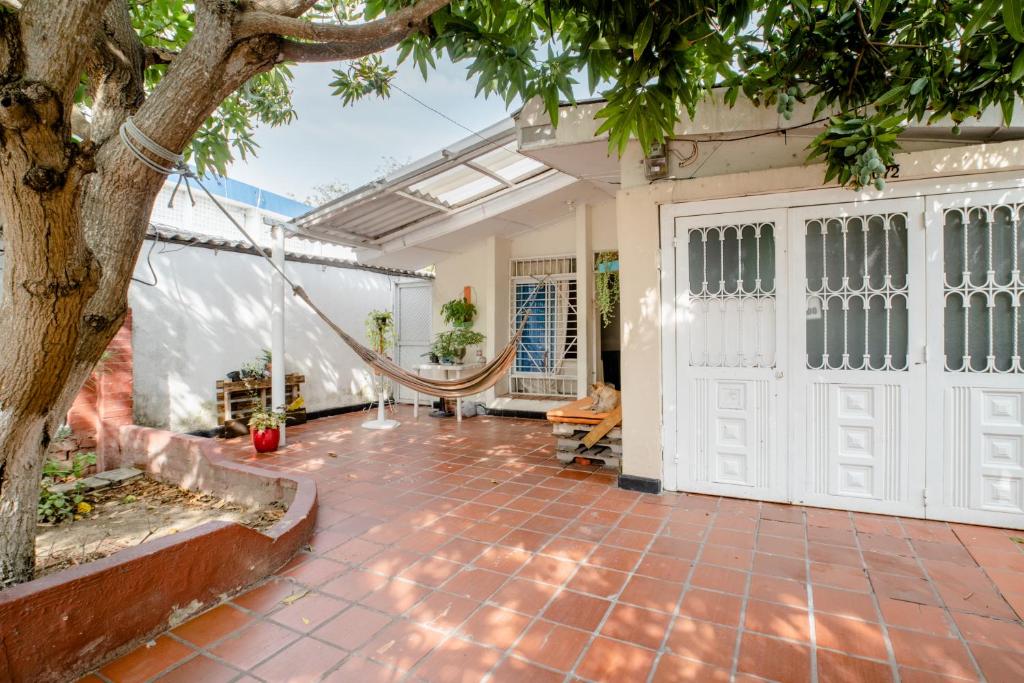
394 279 433 405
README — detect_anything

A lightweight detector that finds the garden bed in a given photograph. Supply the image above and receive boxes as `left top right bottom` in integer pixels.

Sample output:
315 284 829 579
35 477 286 579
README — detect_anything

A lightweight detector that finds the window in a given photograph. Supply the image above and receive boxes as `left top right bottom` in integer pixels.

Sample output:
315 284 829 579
805 213 909 371
510 257 578 397
943 203 1024 373
687 221 777 368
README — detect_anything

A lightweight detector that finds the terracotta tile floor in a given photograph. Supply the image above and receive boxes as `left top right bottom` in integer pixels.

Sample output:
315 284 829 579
87 408 1024 682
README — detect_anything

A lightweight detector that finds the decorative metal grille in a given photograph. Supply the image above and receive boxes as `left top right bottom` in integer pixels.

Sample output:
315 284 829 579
943 202 1024 373
687 222 776 368
805 213 909 371
509 256 578 397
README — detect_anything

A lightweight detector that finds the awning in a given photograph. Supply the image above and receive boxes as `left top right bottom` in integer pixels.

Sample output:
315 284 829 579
294 119 556 254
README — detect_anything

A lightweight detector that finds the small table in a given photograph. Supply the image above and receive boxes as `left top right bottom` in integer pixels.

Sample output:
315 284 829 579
413 362 484 423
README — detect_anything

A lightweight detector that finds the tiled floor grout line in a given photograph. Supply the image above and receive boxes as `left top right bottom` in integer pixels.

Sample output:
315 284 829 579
727 504 761 683
562 496 672 683
802 508 819 683
342 459 630 681
468 494 647 683
396 482 613 681
896 517 988 683
847 511 902 682
642 495 723 683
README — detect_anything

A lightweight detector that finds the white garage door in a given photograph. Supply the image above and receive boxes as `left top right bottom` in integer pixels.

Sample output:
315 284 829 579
663 183 1024 529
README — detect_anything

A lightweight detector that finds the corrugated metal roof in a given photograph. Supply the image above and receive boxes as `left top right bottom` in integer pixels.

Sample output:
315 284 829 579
293 119 553 249
145 225 431 279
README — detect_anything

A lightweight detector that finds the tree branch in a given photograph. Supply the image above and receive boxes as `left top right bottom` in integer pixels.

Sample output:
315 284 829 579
234 0 451 44
248 0 319 17
19 0 110 104
279 34 406 62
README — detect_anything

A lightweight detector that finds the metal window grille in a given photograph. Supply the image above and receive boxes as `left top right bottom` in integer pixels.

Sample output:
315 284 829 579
688 222 777 368
805 213 910 371
509 256 578 397
943 202 1024 373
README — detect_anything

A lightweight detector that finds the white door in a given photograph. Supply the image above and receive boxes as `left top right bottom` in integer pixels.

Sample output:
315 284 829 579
395 281 432 404
789 199 928 516
926 189 1024 528
672 210 789 501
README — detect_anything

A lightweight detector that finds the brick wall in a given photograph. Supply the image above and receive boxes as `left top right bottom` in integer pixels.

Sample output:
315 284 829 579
62 310 134 470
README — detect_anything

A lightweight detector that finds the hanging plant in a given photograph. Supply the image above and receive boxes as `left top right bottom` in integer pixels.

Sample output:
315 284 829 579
365 310 396 355
595 251 620 328
440 297 477 328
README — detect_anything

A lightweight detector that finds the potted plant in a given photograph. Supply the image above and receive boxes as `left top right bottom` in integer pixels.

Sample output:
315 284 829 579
440 297 477 329
365 310 396 356
432 329 485 363
248 406 286 453
240 359 268 380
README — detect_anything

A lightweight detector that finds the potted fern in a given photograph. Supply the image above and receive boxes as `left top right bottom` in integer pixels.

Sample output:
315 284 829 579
440 297 476 329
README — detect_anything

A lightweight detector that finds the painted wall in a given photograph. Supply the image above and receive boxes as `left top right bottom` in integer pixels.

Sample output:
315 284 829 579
130 241 397 431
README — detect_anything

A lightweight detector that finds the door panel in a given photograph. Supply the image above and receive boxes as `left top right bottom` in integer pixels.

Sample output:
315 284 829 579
395 281 432 404
674 210 788 501
790 199 927 516
927 189 1024 528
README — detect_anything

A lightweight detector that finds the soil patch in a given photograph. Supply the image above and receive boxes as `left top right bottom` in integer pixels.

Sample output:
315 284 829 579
35 477 286 580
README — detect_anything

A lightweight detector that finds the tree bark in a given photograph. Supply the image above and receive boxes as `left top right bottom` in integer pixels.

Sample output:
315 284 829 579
0 0 449 587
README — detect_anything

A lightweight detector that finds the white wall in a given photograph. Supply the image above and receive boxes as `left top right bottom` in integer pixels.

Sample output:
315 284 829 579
130 240 398 431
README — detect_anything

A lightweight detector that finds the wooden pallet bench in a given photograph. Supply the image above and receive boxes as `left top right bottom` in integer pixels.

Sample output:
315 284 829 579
216 373 306 436
546 396 622 470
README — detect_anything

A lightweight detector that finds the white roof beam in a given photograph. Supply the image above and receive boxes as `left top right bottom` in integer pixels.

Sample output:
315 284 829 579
375 170 577 253
463 160 516 188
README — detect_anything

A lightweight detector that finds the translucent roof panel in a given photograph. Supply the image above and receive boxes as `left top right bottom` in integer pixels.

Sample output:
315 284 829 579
472 147 547 183
407 165 503 207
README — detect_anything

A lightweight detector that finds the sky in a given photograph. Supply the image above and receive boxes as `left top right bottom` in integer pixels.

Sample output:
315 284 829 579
226 51 522 203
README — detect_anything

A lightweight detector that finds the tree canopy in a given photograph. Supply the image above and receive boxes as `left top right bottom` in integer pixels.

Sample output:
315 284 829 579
125 0 1024 191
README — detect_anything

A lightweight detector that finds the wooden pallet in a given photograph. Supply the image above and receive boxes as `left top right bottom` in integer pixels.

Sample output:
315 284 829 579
553 423 621 469
215 373 306 435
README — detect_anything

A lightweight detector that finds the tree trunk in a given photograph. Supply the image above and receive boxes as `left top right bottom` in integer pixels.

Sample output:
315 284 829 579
0 414 47 587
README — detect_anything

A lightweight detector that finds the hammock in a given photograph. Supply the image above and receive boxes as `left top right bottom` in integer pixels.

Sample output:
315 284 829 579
293 286 530 399
115 118 530 400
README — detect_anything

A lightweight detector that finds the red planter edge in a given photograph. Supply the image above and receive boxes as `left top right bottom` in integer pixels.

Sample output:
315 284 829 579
0 426 317 683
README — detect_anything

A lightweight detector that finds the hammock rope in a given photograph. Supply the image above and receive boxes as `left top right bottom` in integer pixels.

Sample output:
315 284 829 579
119 117 534 399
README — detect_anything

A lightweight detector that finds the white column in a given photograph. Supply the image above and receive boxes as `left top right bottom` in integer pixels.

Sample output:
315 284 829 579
272 225 286 446
575 203 593 398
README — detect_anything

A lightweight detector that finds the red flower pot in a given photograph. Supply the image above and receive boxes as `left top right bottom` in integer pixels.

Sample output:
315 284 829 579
251 427 280 453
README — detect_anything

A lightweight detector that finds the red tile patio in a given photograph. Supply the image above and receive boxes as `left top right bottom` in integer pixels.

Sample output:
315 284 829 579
87 408 1024 682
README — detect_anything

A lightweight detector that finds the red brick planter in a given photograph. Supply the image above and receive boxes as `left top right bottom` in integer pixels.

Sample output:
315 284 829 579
0 426 316 683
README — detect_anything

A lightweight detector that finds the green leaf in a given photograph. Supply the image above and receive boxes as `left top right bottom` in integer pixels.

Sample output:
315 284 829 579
1012 50 1024 82
1005 0 1024 42
963 0 1000 42
633 15 654 61
909 77 929 95
870 0 892 30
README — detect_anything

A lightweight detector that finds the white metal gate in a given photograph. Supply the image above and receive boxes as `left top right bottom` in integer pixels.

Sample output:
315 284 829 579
672 210 789 501
395 280 432 404
662 179 1024 529
926 188 1024 526
789 198 927 516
